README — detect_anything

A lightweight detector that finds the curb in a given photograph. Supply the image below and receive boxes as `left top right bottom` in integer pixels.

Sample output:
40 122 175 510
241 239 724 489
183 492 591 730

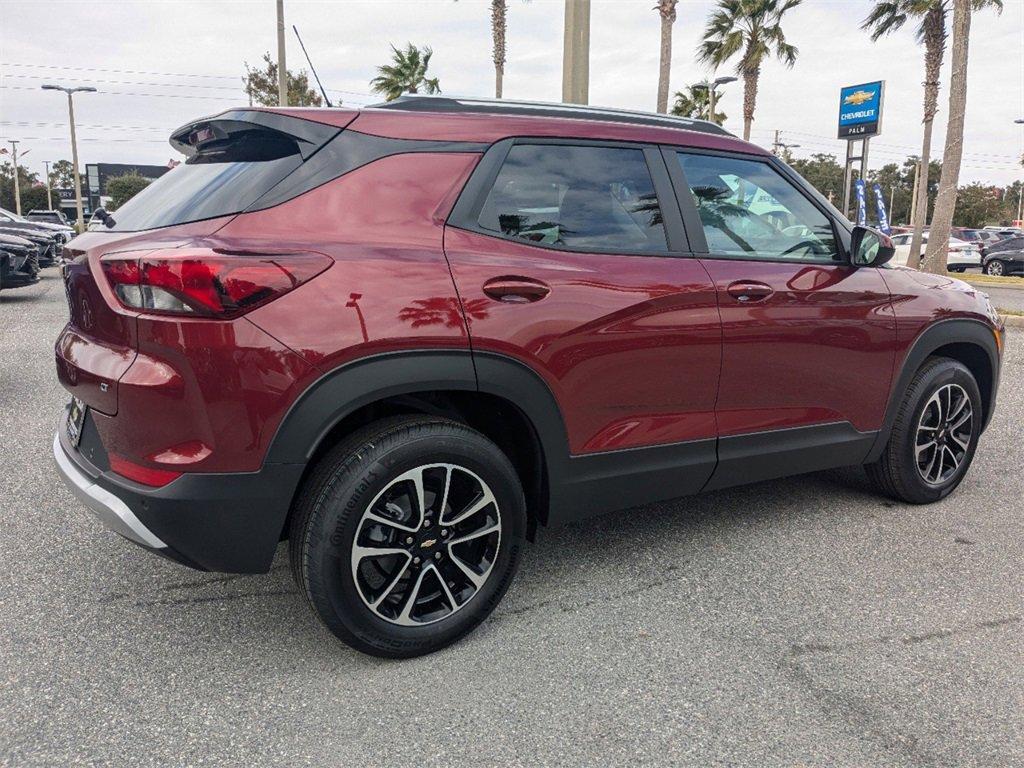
1000 314 1024 328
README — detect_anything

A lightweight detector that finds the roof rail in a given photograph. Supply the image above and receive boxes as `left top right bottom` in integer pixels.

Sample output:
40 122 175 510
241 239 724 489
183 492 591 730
368 95 734 137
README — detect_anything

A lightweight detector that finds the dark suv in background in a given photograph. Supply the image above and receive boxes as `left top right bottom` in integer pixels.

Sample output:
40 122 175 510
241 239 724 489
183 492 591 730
53 97 1004 656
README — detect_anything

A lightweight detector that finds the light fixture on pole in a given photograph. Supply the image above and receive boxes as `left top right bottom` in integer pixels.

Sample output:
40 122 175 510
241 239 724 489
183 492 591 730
41 84 96 233
692 76 736 124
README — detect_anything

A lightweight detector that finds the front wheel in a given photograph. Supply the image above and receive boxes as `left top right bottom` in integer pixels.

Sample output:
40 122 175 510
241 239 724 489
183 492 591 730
289 416 526 657
984 260 1006 276
866 358 982 504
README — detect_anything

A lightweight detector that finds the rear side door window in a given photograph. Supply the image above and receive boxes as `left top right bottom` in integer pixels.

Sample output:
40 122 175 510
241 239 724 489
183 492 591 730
674 152 840 263
475 144 669 253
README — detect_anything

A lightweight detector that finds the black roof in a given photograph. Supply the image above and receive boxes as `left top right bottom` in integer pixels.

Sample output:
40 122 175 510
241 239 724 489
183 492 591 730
369 95 734 137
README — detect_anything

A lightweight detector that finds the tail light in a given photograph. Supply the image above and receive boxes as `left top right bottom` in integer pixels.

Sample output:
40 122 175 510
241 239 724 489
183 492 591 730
109 453 182 487
100 248 331 319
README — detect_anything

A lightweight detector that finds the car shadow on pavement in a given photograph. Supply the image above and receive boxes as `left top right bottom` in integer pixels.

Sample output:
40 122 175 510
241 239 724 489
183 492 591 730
78 465 884 664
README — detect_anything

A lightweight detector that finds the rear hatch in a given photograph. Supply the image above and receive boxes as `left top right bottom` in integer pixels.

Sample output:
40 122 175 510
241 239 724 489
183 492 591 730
56 108 352 415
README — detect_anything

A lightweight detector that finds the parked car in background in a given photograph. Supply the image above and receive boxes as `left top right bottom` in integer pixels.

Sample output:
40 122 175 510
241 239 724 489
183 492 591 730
951 227 1000 256
53 98 1004 657
983 227 1024 240
0 232 41 291
0 207 65 266
889 232 981 271
25 209 71 228
982 237 1024 276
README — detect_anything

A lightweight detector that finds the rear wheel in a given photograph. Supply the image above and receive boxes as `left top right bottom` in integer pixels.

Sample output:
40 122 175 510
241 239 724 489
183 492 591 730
984 259 1006 276
289 416 526 657
866 358 982 504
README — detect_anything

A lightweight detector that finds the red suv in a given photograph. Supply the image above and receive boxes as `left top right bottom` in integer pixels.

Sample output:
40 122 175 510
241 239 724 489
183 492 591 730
54 97 1004 656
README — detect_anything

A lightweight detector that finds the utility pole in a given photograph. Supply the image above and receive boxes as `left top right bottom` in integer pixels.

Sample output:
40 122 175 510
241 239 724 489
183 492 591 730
41 84 96 232
770 130 799 157
7 140 22 215
276 0 288 107
561 0 590 105
43 160 53 210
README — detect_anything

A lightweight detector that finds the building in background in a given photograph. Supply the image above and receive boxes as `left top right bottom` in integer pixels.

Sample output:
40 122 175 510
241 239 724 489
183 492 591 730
54 162 172 223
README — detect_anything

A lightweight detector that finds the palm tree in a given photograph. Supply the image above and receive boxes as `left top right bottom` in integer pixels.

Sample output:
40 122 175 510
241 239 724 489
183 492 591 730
655 0 679 114
863 0 1000 269
671 84 727 124
370 44 441 101
698 0 802 142
922 0 999 273
455 1 528 98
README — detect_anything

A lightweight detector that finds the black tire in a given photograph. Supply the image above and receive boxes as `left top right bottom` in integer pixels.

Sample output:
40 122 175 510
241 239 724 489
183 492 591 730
984 260 1005 276
866 357 982 504
288 415 526 658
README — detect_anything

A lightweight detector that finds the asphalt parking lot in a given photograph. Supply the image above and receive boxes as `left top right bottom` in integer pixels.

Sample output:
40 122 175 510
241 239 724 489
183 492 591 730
1 271 1022 768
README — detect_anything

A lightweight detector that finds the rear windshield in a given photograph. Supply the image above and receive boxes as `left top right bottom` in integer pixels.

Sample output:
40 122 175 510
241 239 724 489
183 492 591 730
106 121 309 232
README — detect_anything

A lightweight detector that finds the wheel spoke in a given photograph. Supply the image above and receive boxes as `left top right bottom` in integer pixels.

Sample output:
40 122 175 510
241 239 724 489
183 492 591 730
950 407 972 431
943 445 959 474
430 564 460 611
437 465 453 519
444 488 496 527
409 468 427 525
353 544 408 561
448 550 487 589
949 431 970 451
448 522 499 547
368 556 412 610
924 448 941 483
396 564 430 624
363 510 418 534
915 439 936 457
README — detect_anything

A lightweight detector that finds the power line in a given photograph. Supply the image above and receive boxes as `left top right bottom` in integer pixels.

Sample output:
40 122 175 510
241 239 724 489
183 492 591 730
1 61 239 80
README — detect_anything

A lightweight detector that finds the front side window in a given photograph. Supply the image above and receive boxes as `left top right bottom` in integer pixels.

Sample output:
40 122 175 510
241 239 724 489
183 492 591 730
676 152 839 262
477 144 667 253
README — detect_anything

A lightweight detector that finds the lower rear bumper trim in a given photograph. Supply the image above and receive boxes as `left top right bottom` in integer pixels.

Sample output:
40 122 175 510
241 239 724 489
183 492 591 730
52 432 167 549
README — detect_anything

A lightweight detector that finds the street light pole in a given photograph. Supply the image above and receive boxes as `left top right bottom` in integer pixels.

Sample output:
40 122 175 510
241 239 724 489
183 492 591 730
7 140 22 215
276 0 288 107
693 76 736 125
41 84 96 233
43 160 53 210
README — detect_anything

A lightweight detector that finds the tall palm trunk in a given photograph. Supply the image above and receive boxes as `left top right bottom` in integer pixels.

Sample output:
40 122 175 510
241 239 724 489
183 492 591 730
656 0 678 114
741 67 758 141
491 0 507 98
907 5 947 270
922 0 971 275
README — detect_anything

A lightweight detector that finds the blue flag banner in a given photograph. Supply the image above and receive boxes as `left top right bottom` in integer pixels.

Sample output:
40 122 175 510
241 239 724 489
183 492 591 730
872 183 891 234
854 179 867 226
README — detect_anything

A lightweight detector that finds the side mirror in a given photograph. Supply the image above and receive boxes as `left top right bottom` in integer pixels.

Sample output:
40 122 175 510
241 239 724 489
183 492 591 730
850 225 895 267
92 207 115 229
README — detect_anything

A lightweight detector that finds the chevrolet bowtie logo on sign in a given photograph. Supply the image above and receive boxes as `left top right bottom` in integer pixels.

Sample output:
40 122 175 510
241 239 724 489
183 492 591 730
843 90 875 106
838 81 885 139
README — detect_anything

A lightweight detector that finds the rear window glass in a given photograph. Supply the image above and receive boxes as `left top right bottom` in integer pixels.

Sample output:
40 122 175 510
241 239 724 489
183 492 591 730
477 144 667 253
106 124 305 232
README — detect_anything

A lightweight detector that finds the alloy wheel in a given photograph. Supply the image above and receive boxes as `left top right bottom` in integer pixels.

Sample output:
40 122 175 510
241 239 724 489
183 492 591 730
985 260 1004 276
350 464 501 626
915 383 973 486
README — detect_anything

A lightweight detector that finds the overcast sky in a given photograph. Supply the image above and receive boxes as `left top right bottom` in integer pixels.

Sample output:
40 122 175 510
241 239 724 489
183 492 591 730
1 0 1022 186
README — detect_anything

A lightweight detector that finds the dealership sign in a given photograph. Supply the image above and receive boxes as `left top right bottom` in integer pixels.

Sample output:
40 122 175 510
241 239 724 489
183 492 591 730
838 81 884 139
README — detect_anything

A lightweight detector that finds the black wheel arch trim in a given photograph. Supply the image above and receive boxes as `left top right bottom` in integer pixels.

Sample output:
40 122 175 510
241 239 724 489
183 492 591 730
866 317 1001 463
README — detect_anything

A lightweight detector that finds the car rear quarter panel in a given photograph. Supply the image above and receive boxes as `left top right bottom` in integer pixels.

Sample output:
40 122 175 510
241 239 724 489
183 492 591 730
227 151 482 372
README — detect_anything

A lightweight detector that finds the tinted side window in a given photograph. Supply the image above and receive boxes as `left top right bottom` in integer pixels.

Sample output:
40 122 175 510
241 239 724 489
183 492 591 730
478 144 667 252
676 152 840 262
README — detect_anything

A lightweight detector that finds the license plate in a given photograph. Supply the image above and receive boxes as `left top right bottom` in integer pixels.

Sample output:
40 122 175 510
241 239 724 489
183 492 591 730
67 397 86 448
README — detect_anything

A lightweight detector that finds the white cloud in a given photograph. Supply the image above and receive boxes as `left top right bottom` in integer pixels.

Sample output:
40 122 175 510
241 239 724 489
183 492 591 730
1 0 1021 185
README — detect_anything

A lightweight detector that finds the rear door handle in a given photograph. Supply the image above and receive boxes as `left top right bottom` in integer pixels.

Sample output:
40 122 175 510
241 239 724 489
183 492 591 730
726 280 774 303
482 276 551 304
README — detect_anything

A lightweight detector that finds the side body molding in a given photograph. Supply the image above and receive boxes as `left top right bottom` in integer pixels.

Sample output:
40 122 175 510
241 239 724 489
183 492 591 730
865 318 1001 463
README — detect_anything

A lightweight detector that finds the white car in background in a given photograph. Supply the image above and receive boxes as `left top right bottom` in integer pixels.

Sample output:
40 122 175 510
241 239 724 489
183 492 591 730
889 232 981 272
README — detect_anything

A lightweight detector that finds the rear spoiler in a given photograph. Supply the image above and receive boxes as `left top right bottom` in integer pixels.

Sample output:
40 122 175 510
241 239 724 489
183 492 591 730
169 109 341 160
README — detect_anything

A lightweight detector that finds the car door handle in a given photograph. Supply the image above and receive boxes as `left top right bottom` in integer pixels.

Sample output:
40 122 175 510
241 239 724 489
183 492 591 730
482 276 551 304
726 280 774 302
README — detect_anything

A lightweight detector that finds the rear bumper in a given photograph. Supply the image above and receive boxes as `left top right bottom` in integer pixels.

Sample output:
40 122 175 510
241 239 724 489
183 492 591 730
52 415 305 573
